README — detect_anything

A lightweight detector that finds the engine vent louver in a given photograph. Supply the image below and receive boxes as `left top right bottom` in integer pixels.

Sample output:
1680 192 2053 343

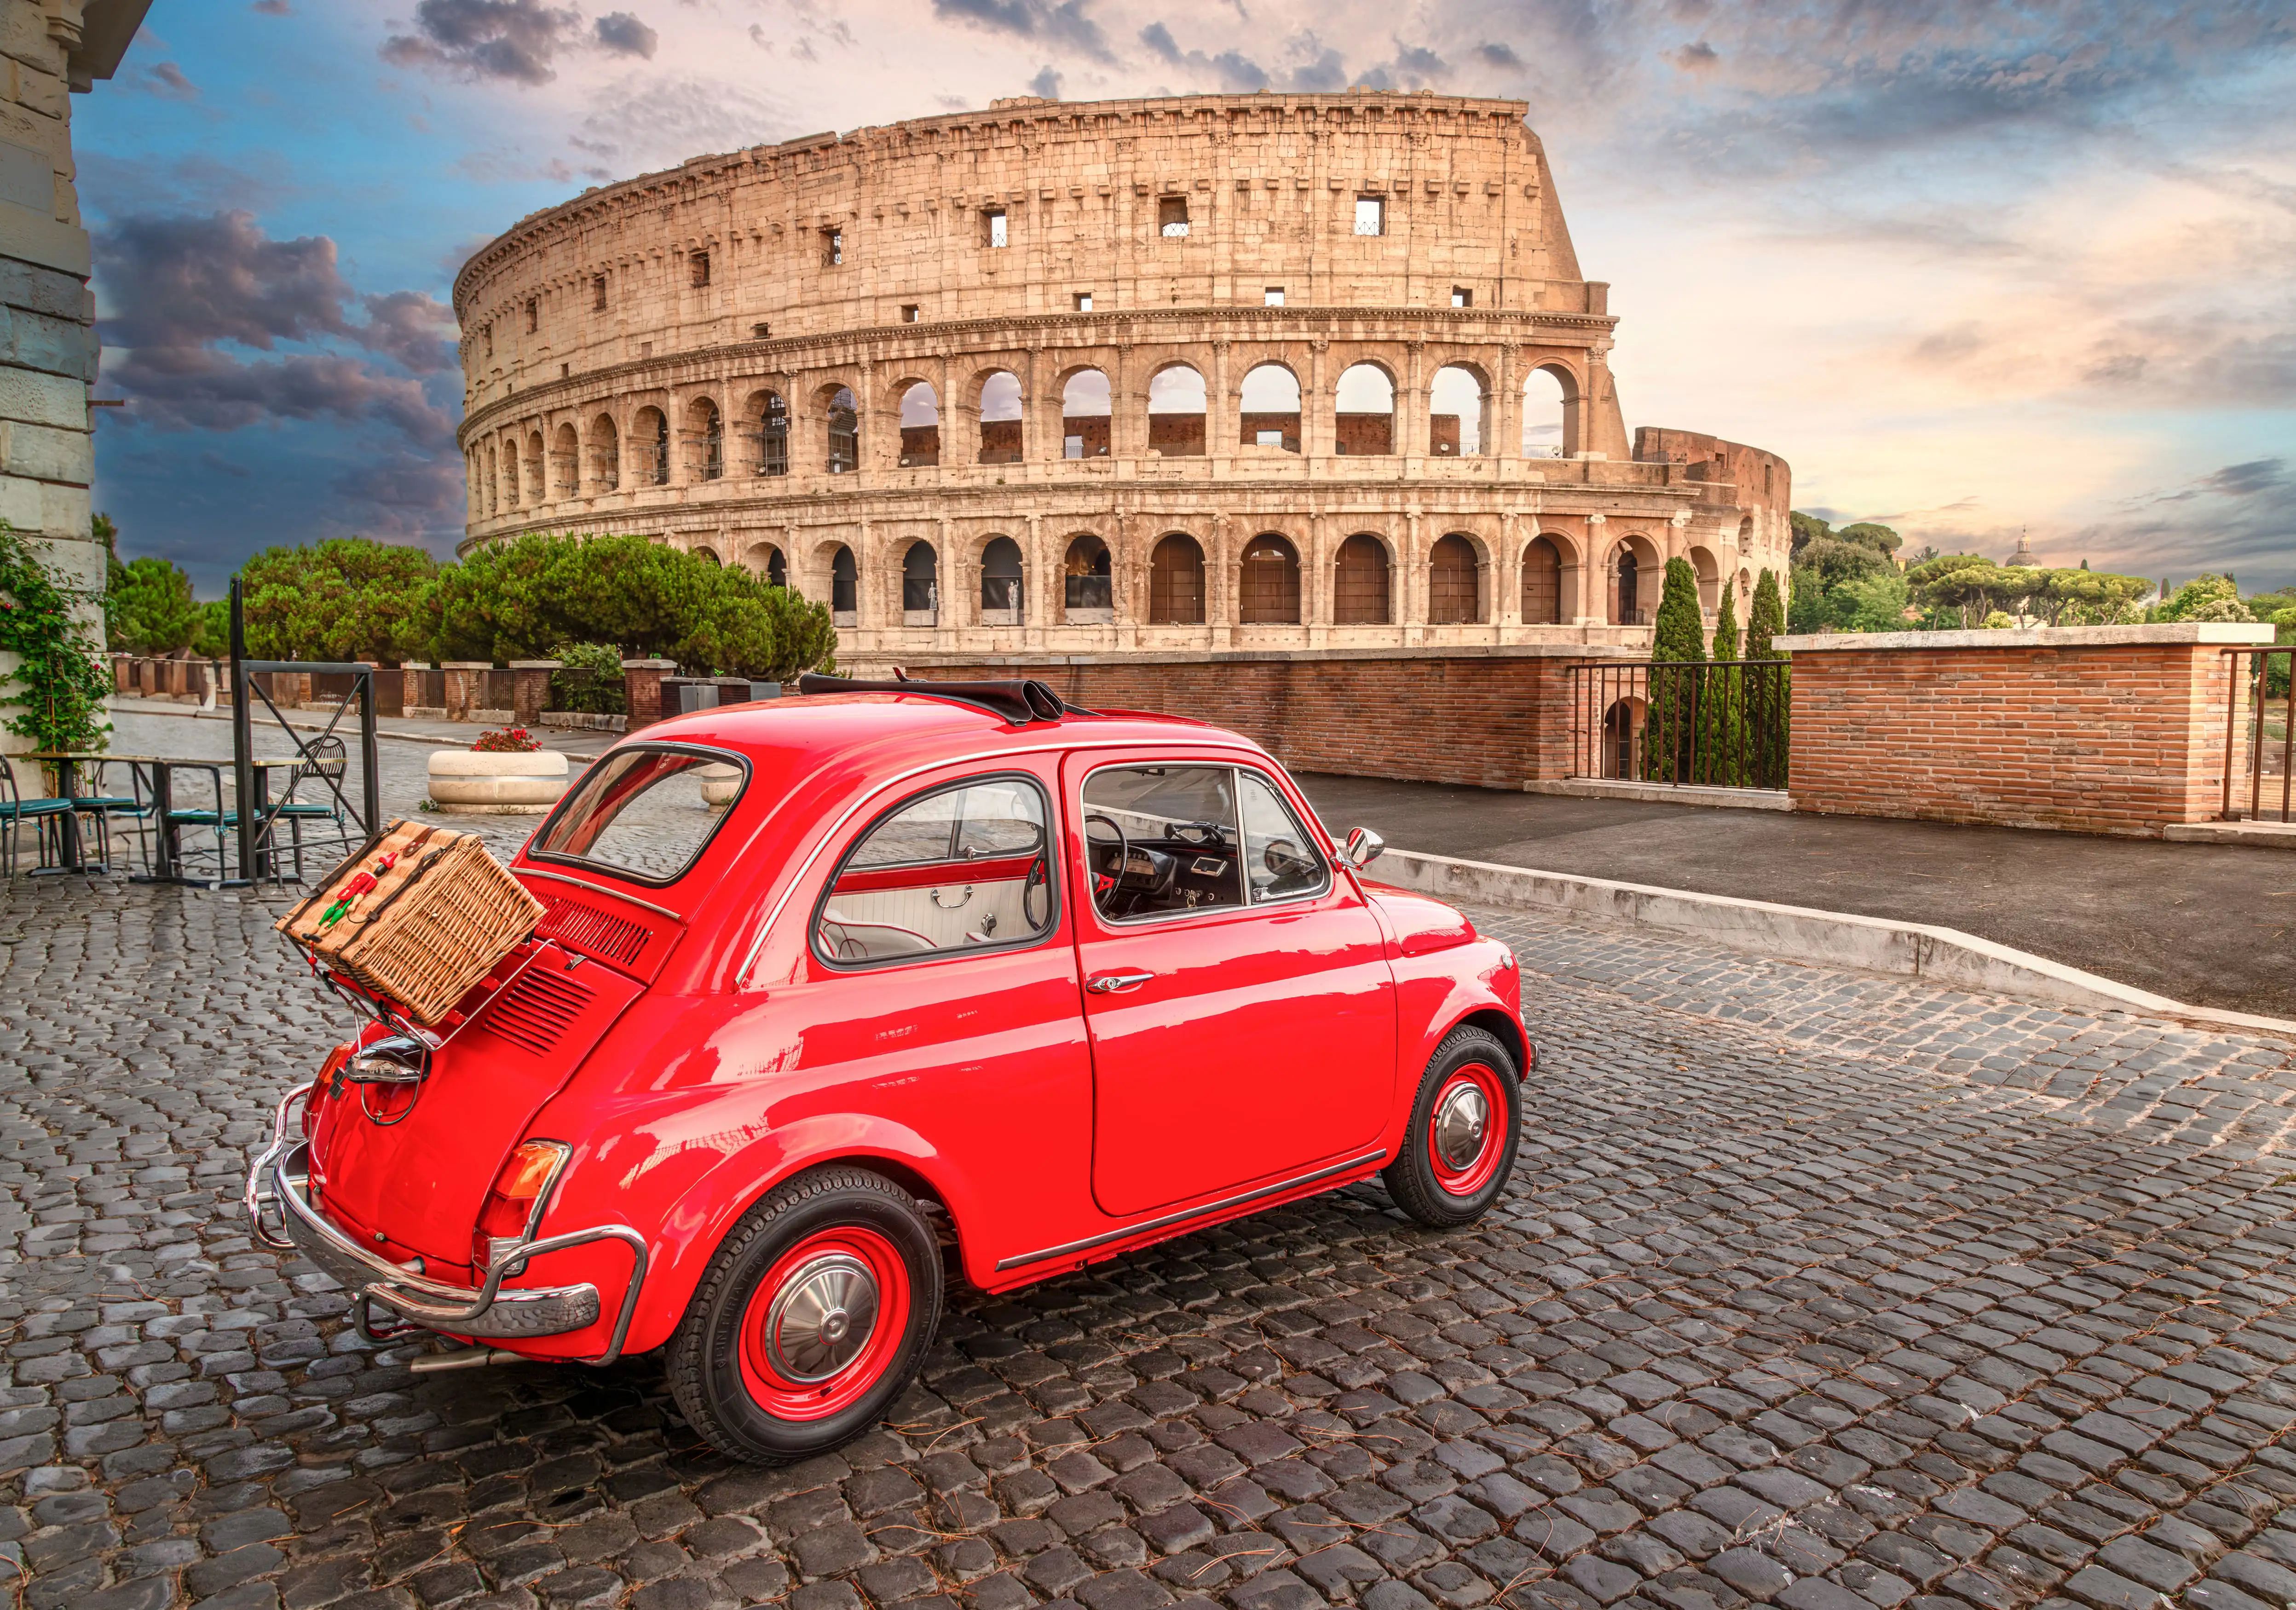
485 966 596 1057
537 893 649 966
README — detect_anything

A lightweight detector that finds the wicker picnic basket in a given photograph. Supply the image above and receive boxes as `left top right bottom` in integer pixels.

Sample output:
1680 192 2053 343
278 819 546 1024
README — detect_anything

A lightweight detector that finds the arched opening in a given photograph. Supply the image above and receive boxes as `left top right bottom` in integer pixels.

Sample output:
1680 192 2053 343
1602 698 1646 779
1521 536 1563 624
483 444 499 514
1522 368 1568 458
830 545 858 622
1430 365 1487 457
1429 535 1481 624
826 386 859 474
498 439 516 508
1061 369 1110 459
1239 363 1302 452
978 371 1023 464
1335 363 1394 455
633 407 669 485
1334 534 1391 624
525 432 546 501
1063 534 1113 622
898 381 940 467
1148 534 1206 624
902 540 938 621
1240 534 1301 625
1611 540 1652 626
589 414 619 491
751 390 790 476
1689 546 1720 615
981 536 1024 622
1148 365 1206 457
1738 568 1754 615
754 544 788 590
688 398 723 481
693 546 722 565
552 422 579 495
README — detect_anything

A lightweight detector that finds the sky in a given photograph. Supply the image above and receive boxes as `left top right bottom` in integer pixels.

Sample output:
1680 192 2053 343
80 0 2296 595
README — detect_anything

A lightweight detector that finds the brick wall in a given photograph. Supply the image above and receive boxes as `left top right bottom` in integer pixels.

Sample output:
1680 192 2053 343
888 650 1592 788
1780 627 2267 836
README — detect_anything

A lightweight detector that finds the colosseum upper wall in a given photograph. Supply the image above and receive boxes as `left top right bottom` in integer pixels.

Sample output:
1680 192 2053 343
453 90 1792 669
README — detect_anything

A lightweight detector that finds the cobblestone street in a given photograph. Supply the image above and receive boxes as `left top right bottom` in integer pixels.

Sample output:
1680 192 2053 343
4 862 2295 1610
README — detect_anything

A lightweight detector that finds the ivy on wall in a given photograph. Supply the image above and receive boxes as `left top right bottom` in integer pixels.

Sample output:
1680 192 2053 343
0 521 112 756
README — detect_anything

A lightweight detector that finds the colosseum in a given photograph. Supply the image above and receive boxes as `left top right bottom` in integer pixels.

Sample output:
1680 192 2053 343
452 90 1791 782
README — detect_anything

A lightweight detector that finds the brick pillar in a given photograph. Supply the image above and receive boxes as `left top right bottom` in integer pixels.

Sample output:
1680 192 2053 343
400 662 432 713
623 659 676 730
510 660 561 725
440 661 491 722
110 654 129 693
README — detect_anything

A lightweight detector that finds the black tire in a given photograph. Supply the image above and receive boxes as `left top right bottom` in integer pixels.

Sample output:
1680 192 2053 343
667 1166 944 1464
1382 1025 1522 1228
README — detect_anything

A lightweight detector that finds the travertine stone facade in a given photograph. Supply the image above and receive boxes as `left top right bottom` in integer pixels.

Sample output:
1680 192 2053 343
454 92 1791 669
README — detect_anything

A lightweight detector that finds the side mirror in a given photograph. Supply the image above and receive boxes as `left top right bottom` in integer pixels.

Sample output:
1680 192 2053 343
1339 826 1385 871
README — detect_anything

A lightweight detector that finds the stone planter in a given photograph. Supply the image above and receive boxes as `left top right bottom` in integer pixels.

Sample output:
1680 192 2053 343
698 762 741 810
427 748 570 815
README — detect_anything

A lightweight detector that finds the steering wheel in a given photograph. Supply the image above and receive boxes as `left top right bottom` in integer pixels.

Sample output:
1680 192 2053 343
1171 820 1231 849
1083 811 1130 908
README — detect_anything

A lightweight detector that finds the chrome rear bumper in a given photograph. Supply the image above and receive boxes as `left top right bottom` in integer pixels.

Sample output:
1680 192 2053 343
245 1087 648 1364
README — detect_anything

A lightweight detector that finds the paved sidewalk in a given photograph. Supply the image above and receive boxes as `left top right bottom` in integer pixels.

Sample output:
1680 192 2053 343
108 697 610 761
1294 775 2296 1019
3 863 2294 1610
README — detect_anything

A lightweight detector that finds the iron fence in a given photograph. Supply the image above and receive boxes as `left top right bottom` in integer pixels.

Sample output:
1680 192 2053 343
2221 646 2296 822
1566 659 1792 791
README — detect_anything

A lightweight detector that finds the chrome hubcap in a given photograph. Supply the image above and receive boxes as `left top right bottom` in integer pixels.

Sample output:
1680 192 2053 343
764 1254 879 1381
1434 1083 1490 1171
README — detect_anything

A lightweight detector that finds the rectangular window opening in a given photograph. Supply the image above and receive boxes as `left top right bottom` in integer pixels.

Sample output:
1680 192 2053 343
1451 286 1472 308
1263 287 1285 306
983 207 1009 247
902 304 920 323
752 322 771 339
690 252 710 288
525 298 539 333
1158 196 1189 237
1355 196 1385 236
1073 292 1093 311
592 276 608 310
822 227 843 266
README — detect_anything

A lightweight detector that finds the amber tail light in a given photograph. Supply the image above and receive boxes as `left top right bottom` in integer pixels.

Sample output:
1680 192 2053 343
473 1140 570 1274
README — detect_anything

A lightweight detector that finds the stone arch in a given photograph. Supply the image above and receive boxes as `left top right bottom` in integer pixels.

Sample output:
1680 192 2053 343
1148 532 1206 625
896 379 940 467
1240 532 1301 625
746 540 788 590
1062 533 1113 622
686 396 723 481
901 538 939 620
588 412 619 491
525 430 546 501
1601 696 1647 779
552 421 579 496
483 442 500 514
1522 363 1578 458
1521 535 1566 625
1609 533 1663 625
1688 545 1721 614
1239 362 1302 453
746 388 790 476
1060 367 1111 459
826 542 859 622
1429 364 1488 457
976 369 1024 464
980 535 1025 622
632 405 669 485
1147 363 1206 457
691 543 722 565
1334 532 1392 624
1429 533 1482 624
1335 362 1396 455
819 384 859 474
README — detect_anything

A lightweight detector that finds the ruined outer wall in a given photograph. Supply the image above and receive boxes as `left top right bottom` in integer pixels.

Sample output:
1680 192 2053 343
885 647 1613 789
1779 627 2265 837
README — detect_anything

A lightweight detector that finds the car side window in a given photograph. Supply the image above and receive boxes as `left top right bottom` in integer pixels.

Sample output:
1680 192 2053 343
816 776 1055 964
1238 770 1331 903
1081 765 1246 921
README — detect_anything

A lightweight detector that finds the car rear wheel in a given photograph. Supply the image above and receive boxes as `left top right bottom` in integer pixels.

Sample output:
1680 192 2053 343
1383 1025 1521 1228
667 1166 943 1463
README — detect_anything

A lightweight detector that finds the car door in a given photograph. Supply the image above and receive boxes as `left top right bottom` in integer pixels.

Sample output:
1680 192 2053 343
1065 751 1396 1218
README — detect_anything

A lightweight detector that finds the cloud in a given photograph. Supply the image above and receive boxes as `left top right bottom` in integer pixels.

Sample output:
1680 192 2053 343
331 452 467 520
380 0 658 85
143 61 199 98
570 75 787 170
358 290 459 374
107 347 453 442
1474 42 1523 70
1028 64 1063 98
934 0 1112 62
2199 458 2288 499
98 212 363 352
250 0 290 12
1667 40 1718 74
594 12 658 58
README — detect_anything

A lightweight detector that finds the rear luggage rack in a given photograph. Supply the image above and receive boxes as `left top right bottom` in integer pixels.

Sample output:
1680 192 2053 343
796 673 1095 725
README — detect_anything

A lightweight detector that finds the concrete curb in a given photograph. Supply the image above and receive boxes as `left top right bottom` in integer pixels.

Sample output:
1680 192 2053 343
1376 846 2296 1041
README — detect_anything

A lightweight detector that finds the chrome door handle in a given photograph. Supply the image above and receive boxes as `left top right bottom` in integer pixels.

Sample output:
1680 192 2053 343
1086 970 1154 994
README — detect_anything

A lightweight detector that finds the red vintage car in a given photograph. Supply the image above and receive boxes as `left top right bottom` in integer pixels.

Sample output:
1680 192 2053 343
248 677 1527 1463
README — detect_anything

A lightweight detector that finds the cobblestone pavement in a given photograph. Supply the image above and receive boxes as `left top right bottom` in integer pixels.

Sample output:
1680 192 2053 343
6 867 2296 1610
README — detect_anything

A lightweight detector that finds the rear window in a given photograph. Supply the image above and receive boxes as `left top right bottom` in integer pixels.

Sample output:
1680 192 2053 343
530 745 746 885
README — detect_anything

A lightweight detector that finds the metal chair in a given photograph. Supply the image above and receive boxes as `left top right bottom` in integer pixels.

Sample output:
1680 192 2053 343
275 735 353 879
65 757 152 876
0 760 73 880
159 763 236 886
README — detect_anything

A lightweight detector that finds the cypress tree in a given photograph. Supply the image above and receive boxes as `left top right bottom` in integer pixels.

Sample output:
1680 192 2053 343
1706 584 1743 783
1745 569 1789 787
1646 558 1706 782
1711 583 1741 661
1748 569 1784 660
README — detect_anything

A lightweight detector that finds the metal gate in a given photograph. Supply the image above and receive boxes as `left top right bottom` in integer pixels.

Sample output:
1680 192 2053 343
1566 659 1791 791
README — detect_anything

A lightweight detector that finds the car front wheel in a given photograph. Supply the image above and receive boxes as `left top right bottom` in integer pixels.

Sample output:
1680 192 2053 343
667 1166 944 1464
1383 1025 1522 1227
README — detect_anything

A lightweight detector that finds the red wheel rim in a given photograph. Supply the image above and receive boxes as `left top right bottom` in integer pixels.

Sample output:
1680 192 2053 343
1426 1062 1507 1196
737 1225 911 1423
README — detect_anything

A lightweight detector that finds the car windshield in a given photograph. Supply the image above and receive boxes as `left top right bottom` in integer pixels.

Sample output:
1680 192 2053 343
530 746 744 883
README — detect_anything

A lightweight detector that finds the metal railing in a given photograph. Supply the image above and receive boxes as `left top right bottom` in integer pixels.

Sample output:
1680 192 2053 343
1566 659 1791 791
2221 646 2296 822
